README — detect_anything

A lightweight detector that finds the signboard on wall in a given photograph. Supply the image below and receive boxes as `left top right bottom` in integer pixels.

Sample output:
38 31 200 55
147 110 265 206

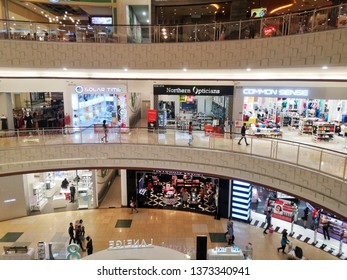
271 199 294 223
147 109 157 129
242 87 309 98
154 85 234 96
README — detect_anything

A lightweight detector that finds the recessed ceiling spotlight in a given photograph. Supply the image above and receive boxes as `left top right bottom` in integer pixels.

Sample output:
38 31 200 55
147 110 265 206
322 66 328 70
146 19 149 23
142 11 146 16
124 68 128 72
246 68 251 71
183 68 187 72
63 67 67 71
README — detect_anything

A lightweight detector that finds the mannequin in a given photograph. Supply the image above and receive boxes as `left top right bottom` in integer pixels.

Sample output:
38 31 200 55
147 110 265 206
1 114 8 130
23 111 33 129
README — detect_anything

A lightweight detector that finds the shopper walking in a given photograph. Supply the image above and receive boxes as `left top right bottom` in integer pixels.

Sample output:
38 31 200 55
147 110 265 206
238 123 249 145
79 219 85 238
277 230 289 253
86 236 93 255
322 221 331 240
101 119 108 143
130 197 138 213
263 210 272 234
302 207 309 229
68 222 75 244
75 225 86 252
188 121 193 146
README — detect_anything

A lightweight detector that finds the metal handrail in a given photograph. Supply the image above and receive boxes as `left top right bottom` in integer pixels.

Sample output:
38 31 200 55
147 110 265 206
0 4 346 44
0 126 346 181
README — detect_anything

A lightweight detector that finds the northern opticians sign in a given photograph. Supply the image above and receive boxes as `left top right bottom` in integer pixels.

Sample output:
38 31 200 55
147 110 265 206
75 85 122 94
154 85 234 96
242 87 309 97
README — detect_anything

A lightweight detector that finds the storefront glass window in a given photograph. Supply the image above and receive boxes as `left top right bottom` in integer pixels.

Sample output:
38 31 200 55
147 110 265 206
72 93 127 127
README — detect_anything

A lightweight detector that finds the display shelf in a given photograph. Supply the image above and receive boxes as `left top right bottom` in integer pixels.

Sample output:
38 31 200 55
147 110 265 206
312 122 335 142
249 127 282 138
289 116 300 130
298 118 319 135
31 182 48 211
192 113 213 130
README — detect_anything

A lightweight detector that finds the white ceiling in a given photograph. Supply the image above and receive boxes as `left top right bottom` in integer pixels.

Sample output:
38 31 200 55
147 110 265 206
0 66 346 87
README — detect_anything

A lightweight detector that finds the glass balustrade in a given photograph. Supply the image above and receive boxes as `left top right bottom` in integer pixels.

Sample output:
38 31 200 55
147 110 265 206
1 126 347 182
0 4 346 44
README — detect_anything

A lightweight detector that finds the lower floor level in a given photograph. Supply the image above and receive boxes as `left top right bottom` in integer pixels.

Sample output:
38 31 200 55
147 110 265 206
0 207 341 260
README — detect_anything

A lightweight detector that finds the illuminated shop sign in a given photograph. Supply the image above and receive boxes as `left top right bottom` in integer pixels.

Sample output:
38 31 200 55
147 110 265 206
153 170 204 177
242 88 309 97
154 85 234 96
75 85 122 94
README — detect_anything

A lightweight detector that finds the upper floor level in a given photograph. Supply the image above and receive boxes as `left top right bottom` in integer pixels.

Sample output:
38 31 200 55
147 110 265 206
0 3 346 77
0 127 346 219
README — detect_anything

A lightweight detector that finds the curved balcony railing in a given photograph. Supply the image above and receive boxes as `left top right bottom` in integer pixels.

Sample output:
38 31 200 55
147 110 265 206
0 4 346 44
0 126 346 182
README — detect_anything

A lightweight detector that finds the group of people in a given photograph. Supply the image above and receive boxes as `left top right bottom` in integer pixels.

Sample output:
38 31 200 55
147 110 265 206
68 219 93 255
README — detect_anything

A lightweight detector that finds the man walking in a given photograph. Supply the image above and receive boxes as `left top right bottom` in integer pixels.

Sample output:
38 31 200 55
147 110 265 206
238 123 249 145
263 210 272 234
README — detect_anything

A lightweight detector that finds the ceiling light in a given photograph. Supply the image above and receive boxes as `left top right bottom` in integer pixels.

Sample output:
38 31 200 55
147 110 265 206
246 68 251 71
63 67 67 71
124 68 128 72
142 12 146 16
183 68 187 72
322 66 328 70
146 19 149 23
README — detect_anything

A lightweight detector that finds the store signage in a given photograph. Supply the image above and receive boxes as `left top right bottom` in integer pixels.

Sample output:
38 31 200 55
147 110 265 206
242 88 309 97
108 239 153 250
154 85 233 96
75 85 122 94
215 247 227 253
153 170 204 177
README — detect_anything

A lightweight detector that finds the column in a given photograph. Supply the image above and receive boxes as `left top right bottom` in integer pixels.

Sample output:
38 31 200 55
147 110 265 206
121 169 127 206
0 92 14 129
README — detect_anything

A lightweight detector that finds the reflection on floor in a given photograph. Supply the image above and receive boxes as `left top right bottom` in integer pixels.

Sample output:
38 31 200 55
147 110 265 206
0 208 340 260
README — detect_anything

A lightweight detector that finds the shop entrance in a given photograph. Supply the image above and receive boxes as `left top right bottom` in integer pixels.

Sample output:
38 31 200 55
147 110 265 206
134 170 218 216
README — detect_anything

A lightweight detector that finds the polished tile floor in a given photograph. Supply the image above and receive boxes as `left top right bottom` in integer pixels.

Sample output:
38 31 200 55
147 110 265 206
0 207 340 260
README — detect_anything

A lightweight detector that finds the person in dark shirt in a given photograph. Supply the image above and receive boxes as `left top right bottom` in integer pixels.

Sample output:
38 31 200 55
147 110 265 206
70 185 76 203
263 210 272 234
86 236 93 255
277 230 289 253
238 123 249 145
68 222 75 244
302 207 309 229
322 221 331 240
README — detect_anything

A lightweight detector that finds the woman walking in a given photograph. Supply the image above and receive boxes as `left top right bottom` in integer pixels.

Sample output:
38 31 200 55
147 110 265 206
277 230 289 253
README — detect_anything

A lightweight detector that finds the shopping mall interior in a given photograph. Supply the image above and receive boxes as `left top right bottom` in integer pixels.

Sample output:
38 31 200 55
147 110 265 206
0 0 347 261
